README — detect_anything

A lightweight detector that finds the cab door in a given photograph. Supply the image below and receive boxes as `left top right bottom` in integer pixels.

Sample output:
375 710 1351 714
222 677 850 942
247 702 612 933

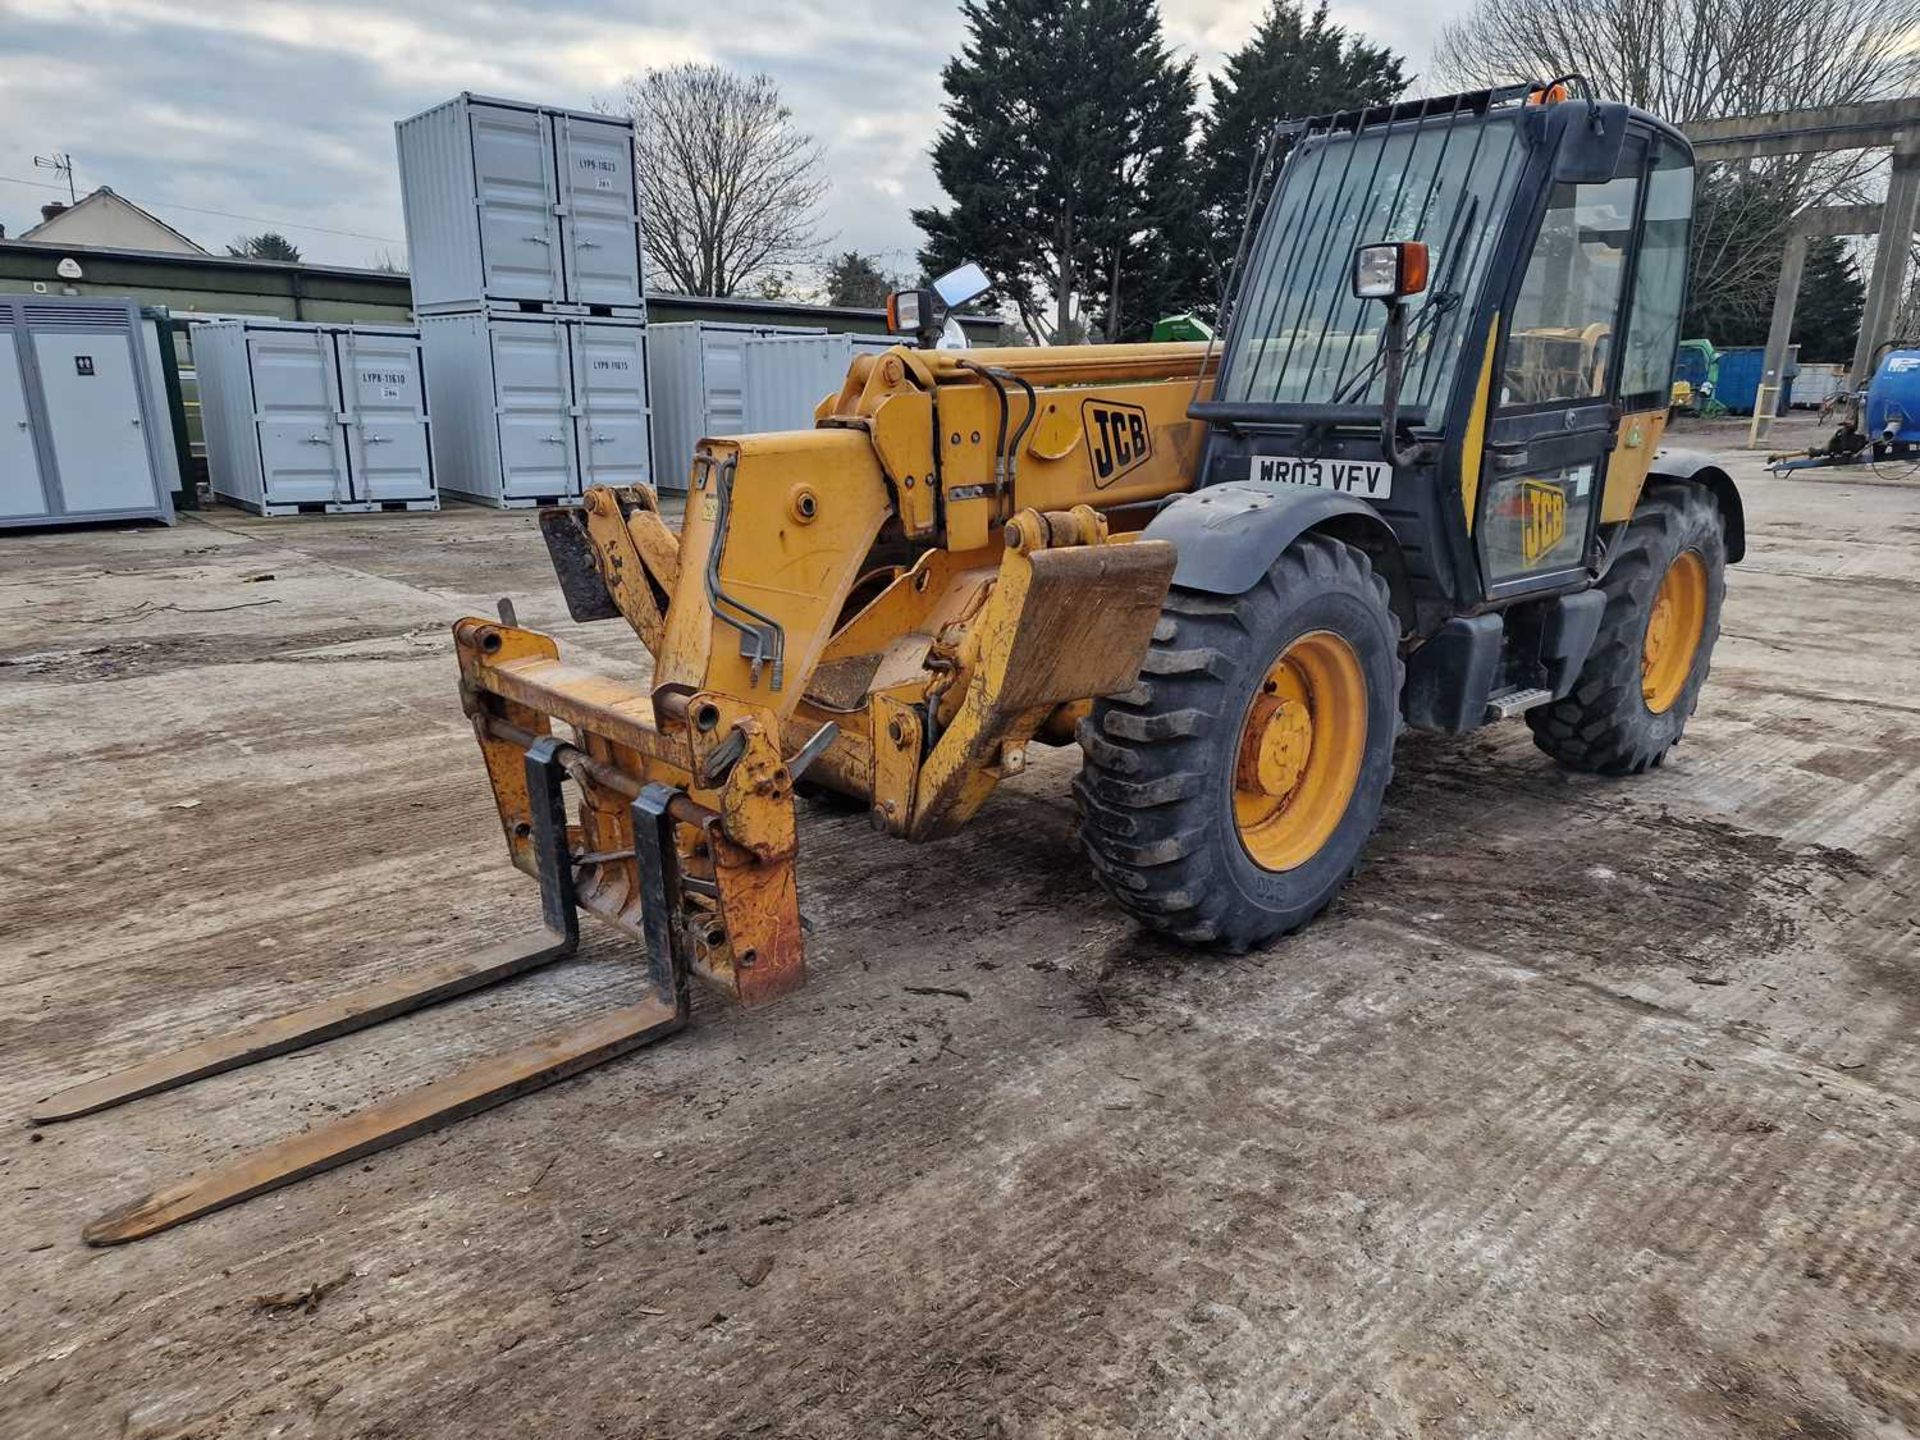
1475 134 1648 596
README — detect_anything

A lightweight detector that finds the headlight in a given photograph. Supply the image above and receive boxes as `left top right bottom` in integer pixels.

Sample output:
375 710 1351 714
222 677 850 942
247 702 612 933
1351 241 1429 301
886 289 930 335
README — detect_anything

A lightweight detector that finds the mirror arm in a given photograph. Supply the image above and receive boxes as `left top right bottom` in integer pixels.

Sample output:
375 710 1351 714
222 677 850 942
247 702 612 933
1378 299 1423 468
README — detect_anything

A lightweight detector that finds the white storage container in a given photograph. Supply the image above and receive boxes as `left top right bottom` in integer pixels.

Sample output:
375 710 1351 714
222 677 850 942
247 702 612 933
742 332 899 434
648 322 824 491
196 320 436 515
0 297 178 529
397 93 645 314
1791 361 1847 409
419 312 652 507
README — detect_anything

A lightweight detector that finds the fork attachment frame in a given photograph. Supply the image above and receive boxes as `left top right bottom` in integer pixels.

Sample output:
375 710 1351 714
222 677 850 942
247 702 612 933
44 741 692 1246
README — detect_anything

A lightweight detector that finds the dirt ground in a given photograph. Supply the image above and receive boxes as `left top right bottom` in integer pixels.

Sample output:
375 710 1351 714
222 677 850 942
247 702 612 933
2 434 1916 1439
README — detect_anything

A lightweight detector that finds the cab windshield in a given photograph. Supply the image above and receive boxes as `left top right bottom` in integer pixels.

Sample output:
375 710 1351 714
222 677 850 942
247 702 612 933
1221 111 1527 416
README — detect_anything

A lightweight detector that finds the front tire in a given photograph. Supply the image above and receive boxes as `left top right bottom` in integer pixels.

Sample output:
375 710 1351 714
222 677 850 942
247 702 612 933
1076 533 1403 950
1527 481 1727 775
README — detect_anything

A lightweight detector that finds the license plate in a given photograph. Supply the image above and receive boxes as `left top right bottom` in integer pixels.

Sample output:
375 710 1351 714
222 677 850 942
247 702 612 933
1252 455 1393 499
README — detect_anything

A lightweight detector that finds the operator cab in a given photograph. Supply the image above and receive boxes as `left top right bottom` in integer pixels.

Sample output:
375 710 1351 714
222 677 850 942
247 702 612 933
1196 82 1696 638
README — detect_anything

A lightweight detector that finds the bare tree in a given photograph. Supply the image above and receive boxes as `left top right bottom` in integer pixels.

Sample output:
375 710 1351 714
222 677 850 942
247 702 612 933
1435 0 1920 334
610 65 828 297
1436 0 1919 123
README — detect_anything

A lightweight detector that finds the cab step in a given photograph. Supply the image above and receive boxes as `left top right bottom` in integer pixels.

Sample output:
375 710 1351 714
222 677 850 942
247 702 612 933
1485 686 1554 720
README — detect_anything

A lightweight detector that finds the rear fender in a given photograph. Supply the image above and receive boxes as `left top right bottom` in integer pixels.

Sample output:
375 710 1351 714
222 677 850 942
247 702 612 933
1143 482 1411 630
1647 448 1745 562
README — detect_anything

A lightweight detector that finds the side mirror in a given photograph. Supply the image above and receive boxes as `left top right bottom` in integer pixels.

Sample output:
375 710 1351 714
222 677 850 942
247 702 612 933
932 262 991 308
1550 99 1630 183
889 262 994 348
1352 241 1429 302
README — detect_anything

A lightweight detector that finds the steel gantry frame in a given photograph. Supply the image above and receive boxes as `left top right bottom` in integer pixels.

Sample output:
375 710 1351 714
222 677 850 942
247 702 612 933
1682 98 1920 447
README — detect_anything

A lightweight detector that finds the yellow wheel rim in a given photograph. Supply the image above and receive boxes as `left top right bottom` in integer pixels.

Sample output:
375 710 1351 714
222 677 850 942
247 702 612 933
1642 550 1708 714
1233 631 1367 872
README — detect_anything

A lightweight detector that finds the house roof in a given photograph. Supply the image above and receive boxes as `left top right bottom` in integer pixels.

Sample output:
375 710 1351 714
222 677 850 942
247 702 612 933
18 187 208 254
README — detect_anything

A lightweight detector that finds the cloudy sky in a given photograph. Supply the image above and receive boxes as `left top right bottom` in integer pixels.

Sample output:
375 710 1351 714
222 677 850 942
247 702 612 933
0 0 1463 277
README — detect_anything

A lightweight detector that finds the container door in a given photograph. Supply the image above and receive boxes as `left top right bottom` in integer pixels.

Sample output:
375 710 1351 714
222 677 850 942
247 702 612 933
572 323 651 487
0 333 47 517
491 321 579 500
555 114 642 308
32 330 155 513
700 327 749 440
247 328 349 506
470 104 563 303
338 331 432 502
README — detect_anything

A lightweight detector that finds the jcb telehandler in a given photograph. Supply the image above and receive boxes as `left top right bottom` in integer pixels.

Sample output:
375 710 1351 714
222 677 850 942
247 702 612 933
41 81 1742 1243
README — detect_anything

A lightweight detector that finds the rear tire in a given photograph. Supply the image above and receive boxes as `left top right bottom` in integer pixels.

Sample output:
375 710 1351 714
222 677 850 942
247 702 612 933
1527 481 1726 774
1076 533 1403 950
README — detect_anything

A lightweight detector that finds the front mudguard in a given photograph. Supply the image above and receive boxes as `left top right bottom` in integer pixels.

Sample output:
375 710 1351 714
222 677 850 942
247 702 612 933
1143 482 1412 630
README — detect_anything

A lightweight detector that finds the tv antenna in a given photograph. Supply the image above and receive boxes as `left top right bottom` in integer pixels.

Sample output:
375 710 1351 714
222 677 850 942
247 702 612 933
34 153 76 204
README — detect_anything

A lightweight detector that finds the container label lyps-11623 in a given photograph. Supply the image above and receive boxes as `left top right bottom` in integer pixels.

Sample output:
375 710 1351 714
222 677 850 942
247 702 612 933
577 156 620 191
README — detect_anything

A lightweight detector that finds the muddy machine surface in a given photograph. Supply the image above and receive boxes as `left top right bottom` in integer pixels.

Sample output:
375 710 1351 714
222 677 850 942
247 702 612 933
41 83 1743 1243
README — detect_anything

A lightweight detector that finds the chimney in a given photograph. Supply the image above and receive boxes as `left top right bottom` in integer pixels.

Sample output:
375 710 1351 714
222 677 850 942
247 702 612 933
40 201 66 223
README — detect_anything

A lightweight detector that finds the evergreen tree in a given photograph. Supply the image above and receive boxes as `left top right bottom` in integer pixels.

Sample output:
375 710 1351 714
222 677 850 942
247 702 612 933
825 251 898 309
914 0 1198 343
1795 237 1864 363
227 232 301 262
1086 43 1203 341
1196 2 1407 295
1681 168 1800 345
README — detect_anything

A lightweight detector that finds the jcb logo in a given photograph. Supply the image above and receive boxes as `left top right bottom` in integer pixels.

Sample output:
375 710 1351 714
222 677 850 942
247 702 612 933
1083 400 1151 486
1520 479 1568 564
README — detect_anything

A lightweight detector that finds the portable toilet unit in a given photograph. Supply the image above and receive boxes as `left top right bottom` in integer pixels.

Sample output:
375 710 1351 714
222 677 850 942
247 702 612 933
195 320 436 515
648 322 825 490
742 332 898 434
1866 350 1920 445
419 311 652 507
0 296 181 529
396 94 645 316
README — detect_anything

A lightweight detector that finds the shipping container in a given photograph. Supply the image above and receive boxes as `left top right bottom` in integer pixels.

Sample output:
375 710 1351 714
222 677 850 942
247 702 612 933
165 311 257 467
419 312 651 507
1791 361 1847 409
742 332 899 434
648 321 824 490
196 320 436 515
0 296 179 529
396 94 645 315
1712 345 1797 415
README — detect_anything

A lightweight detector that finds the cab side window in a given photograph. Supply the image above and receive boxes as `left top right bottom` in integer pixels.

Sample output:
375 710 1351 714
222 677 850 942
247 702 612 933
1618 147 1694 404
1502 175 1641 406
